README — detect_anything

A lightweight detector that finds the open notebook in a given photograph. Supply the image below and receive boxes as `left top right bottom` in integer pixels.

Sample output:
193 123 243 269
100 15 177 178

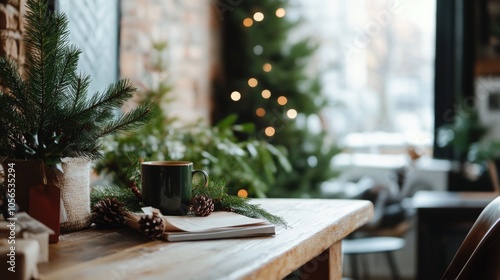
142 210 275 242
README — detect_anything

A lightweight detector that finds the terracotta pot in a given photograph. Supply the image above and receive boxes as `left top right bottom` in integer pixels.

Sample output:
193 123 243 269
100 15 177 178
1 157 92 234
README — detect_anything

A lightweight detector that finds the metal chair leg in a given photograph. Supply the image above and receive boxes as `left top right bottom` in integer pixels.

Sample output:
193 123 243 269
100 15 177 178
360 255 370 280
385 251 401 280
350 254 359 279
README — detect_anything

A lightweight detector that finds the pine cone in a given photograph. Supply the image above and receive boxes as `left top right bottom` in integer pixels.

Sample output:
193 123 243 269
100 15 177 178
92 198 126 228
191 195 215 217
139 212 164 239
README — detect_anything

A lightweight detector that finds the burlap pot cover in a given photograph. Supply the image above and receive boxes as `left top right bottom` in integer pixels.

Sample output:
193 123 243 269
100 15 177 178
1 157 92 232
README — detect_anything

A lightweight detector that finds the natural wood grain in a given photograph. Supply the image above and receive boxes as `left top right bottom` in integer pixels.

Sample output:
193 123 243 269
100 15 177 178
39 199 373 280
330 242 343 280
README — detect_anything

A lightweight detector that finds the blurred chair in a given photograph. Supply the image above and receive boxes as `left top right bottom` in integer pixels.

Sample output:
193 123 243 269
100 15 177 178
441 196 500 280
341 176 412 280
343 236 405 280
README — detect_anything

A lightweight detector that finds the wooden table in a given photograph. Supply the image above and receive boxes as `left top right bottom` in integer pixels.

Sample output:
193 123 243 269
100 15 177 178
412 191 498 280
39 199 373 280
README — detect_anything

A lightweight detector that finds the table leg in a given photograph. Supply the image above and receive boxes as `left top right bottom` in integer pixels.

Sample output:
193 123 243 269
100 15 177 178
330 242 342 280
299 241 342 280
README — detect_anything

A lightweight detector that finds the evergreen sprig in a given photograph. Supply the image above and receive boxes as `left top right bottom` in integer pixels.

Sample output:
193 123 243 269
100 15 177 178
90 185 143 212
193 179 288 227
0 0 151 167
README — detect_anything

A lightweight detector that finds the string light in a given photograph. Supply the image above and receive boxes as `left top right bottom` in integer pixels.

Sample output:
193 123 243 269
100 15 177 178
277 96 288 105
237 189 248 198
276 8 286 18
287 109 298 119
265 126 275 137
263 63 272 72
256 108 266 117
261 89 271 99
243 18 253 27
253 12 264 22
230 91 241 101
248 78 258 87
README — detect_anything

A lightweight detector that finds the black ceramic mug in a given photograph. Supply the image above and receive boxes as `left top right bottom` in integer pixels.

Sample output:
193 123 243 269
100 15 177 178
141 161 208 215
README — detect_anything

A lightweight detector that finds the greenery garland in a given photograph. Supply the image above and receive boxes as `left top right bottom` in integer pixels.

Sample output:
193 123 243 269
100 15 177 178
91 159 288 227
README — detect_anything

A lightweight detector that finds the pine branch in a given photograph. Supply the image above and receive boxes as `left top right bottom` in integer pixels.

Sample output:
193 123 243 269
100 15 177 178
64 79 136 123
193 179 288 227
98 104 152 137
68 74 91 112
54 46 81 101
91 185 143 212
0 0 152 164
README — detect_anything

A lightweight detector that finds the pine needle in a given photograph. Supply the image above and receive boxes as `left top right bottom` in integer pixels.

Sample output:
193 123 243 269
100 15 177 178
193 179 288 227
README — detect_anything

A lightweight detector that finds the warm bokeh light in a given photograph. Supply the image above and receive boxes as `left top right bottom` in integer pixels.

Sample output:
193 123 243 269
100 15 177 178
237 189 248 198
261 89 271 99
253 12 264 22
265 126 275 137
256 108 266 117
248 78 258 87
230 91 241 101
277 96 288 105
263 63 272 72
276 8 286 18
243 18 253 27
287 109 298 119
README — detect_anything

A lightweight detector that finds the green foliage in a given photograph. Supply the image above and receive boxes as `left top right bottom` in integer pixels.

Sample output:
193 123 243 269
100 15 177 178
90 185 143 212
94 42 291 197
193 179 288 227
437 103 488 162
214 0 339 196
0 0 151 167
90 177 287 227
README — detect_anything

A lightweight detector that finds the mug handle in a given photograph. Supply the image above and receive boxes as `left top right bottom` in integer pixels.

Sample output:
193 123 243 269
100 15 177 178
192 169 209 187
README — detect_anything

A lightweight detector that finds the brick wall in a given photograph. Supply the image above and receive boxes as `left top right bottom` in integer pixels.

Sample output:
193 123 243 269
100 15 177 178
0 0 25 71
1 0 220 124
120 0 220 124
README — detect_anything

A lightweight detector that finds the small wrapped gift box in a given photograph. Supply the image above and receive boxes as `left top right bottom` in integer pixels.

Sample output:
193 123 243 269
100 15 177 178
0 239 40 280
0 212 54 263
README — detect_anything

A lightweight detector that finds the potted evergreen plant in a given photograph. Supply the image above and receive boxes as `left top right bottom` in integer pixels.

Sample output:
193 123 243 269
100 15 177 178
0 0 151 237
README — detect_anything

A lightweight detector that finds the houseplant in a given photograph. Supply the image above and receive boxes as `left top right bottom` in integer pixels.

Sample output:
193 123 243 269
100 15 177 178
437 102 500 193
0 0 151 234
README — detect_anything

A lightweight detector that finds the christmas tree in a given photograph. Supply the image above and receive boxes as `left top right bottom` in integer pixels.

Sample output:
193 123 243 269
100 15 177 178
214 0 340 197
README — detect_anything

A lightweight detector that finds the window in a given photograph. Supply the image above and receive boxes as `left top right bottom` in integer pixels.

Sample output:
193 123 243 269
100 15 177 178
56 0 119 94
289 0 436 153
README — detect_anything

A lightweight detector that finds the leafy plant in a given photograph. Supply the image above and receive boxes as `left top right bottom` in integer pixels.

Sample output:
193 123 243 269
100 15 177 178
94 42 291 197
437 103 488 162
0 0 151 168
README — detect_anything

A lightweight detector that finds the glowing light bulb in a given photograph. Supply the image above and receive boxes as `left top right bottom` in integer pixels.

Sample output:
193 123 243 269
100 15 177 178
263 63 272 72
248 78 258 87
276 8 286 18
256 108 266 117
261 89 271 99
253 12 264 22
277 96 288 105
287 109 298 119
243 18 253 27
265 126 275 137
231 91 241 101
